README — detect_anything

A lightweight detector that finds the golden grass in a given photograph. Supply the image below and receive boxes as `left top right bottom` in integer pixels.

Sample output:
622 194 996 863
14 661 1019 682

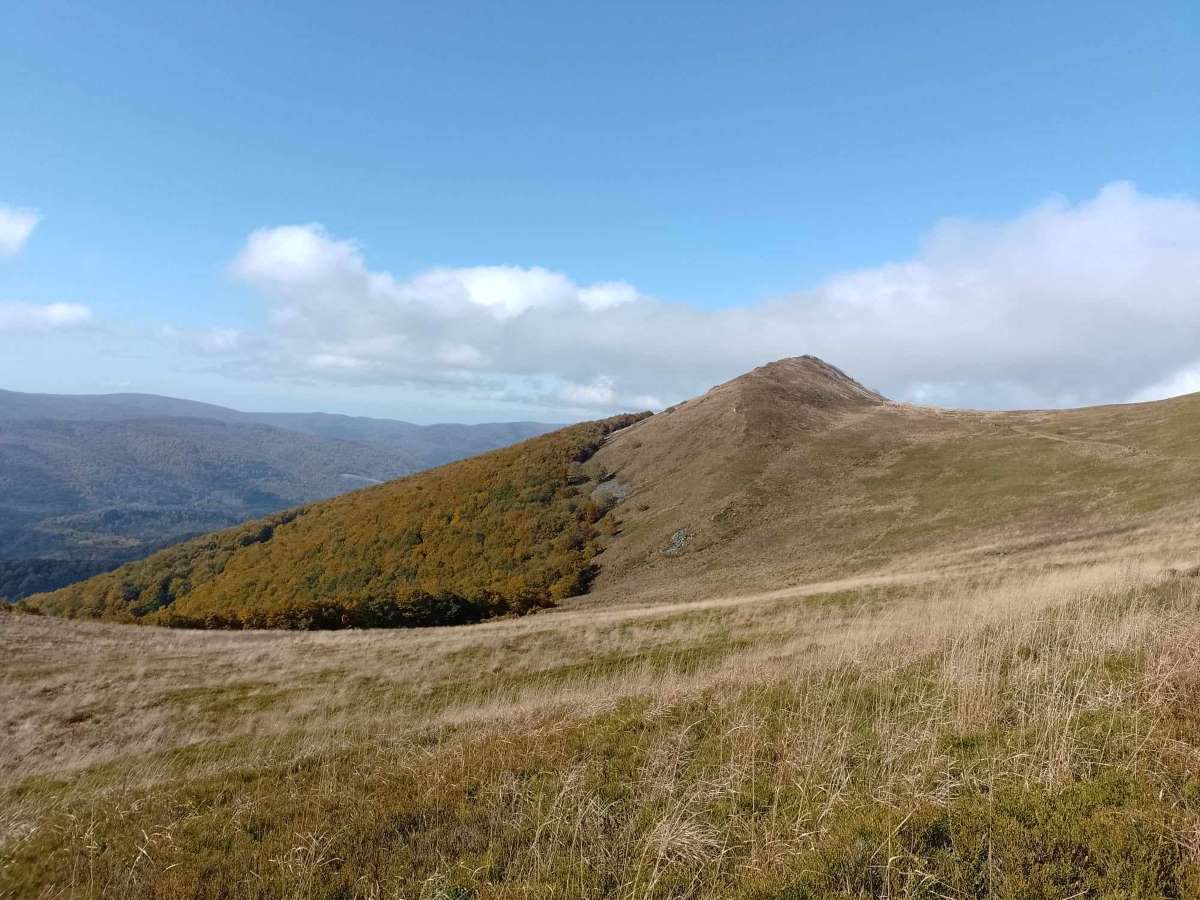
591 379 1200 606
5 550 1200 896
15 363 1200 895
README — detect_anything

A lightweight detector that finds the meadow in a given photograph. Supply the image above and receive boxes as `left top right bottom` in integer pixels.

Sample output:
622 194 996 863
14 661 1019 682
5 550 1200 898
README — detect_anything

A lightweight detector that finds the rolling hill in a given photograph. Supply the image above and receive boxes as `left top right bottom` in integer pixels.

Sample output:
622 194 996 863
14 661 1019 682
0 417 413 599
25 355 1200 625
0 387 558 469
242 412 560 470
587 355 1200 603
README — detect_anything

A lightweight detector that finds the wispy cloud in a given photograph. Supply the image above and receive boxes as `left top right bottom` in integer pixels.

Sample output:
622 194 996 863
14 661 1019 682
0 209 96 336
0 302 93 333
0 205 39 258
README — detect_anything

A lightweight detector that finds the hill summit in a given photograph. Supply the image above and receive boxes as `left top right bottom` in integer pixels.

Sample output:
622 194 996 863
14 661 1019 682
692 354 886 441
584 355 1200 604
719 355 886 408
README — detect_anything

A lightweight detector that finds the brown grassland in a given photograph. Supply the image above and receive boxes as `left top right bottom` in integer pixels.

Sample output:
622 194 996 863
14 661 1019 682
6 554 1200 897
8 359 1200 897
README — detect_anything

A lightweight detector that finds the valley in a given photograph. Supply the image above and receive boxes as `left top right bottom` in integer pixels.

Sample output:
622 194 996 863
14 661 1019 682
0 388 555 600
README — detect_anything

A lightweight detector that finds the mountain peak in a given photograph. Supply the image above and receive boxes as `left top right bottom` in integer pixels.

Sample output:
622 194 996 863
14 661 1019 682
718 355 886 408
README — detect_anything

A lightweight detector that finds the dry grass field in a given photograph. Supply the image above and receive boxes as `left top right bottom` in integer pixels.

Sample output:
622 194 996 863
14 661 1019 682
9 360 1200 897
6 548 1200 897
589 359 1200 606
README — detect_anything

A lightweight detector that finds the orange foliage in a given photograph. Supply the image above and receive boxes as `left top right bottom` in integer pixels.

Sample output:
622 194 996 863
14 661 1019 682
28 414 647 628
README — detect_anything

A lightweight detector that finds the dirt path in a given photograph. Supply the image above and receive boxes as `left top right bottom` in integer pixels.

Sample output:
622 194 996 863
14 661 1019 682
555 569 944 625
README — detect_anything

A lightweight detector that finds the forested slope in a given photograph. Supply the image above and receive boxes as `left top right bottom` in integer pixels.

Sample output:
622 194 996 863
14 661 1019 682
28 414 646 627
0 389 556 599
0 417 413 599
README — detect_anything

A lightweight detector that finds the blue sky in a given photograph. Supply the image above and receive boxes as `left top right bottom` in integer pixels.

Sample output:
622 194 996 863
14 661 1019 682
2 1 1198 421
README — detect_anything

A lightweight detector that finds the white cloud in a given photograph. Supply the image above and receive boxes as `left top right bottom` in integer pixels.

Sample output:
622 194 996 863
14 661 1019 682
578 282 640 311
438 342 484 366
214 183 1200 415
0 209 99 339
195 327 244 354
424 266 573 319
309 352 372 371
231 224 362 288
0 302 93 333
1133 366 1200 403
558 376 618 407
0 206 38 258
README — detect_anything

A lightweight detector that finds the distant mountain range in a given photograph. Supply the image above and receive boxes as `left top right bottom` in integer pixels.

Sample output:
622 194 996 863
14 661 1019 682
0 389 557 470
0 388 557 599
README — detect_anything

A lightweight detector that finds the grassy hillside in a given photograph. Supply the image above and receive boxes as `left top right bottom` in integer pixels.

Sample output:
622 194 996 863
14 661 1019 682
26 355 1200 622
590 356 1200 604
10 360 1200 895
6 561 1200 897
27 414 645 627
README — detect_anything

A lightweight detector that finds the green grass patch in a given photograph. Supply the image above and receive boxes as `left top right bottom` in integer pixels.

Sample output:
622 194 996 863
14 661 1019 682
161 680 299 726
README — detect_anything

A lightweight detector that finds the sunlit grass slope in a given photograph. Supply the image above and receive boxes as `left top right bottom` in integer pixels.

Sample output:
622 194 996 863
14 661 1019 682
26 414 645 628
4 561 1200 897
590 358 1200 603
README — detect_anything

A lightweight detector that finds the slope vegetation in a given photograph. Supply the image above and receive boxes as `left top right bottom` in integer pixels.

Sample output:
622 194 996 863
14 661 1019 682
590 355 1200 603
7 554 1200 897
28 414 644 626
0 417 411 599
27 355 1200 623
0 389 556 599
11 359 1200 897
